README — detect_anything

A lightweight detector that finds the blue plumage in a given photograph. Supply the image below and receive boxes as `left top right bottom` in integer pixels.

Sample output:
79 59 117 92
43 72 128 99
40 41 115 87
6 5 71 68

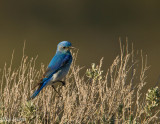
29 41 73 100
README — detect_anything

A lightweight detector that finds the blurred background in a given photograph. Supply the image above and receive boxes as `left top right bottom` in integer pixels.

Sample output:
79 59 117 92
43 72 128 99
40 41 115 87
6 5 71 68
0 0 160 85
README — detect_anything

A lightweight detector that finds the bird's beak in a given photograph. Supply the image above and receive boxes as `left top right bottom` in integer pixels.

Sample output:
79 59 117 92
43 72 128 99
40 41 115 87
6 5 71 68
69 46 76 49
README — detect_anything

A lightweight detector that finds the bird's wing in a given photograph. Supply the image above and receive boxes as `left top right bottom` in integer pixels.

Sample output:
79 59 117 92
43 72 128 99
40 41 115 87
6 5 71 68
32 53 72 89
45 53 72 78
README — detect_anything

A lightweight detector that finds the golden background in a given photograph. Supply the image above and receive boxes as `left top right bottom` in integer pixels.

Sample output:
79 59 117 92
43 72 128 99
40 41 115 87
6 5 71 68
0 0 160 86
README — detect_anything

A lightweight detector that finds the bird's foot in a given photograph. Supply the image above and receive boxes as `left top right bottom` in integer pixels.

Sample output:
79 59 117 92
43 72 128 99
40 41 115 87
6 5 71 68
60 81 65 86
51 85 62 97
57 80 65 86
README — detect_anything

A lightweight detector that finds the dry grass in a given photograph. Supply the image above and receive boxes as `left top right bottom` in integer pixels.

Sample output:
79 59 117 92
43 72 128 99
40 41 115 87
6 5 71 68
0 41 160 124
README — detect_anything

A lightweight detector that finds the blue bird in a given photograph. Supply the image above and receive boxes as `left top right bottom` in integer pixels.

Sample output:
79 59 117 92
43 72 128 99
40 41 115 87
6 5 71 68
29 41 74 100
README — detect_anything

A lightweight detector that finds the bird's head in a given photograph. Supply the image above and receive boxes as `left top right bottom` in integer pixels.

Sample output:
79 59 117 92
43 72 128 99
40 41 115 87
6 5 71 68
57 41 75 53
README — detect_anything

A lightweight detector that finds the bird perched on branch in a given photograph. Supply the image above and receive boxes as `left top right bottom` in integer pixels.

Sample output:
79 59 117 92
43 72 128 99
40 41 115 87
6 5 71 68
29 41 74 100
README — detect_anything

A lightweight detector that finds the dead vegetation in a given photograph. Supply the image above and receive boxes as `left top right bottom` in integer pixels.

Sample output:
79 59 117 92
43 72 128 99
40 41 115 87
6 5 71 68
0 41 159 124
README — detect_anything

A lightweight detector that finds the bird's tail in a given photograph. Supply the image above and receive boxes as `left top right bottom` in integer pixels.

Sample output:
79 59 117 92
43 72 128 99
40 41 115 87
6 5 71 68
28 82 46 101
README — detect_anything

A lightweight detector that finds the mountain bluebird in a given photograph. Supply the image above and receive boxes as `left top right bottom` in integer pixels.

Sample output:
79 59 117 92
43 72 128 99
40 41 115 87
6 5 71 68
29 41 74 100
